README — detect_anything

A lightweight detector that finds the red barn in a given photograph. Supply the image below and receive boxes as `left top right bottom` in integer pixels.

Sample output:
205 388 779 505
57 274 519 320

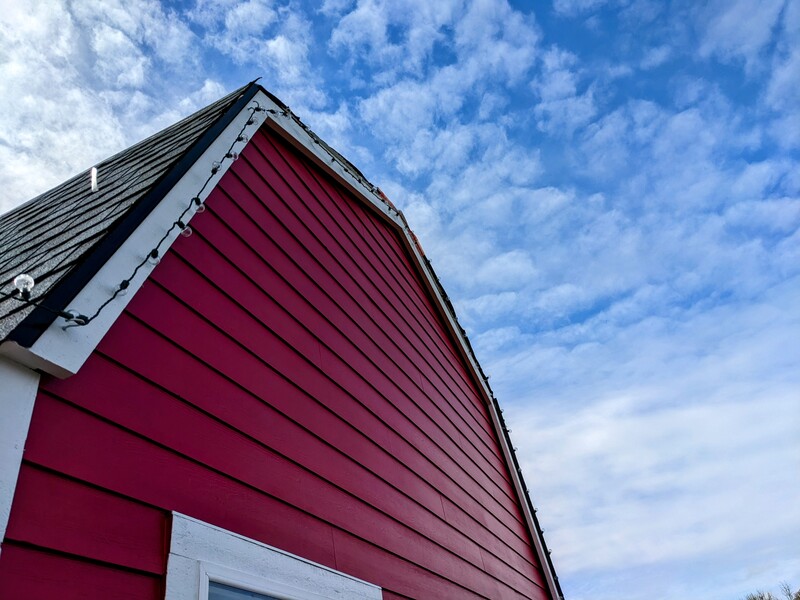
0 83 562 600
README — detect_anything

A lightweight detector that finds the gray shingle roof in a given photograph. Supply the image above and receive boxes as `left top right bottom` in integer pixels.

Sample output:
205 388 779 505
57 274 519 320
0 82 257 344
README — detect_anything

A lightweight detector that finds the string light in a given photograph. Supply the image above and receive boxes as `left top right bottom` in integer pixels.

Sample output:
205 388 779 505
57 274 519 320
117 279 130 297
0 100 269 330
62 309 88 326
267 103 394 215
0 275 91 325
177 220 193 237
13 274 35 300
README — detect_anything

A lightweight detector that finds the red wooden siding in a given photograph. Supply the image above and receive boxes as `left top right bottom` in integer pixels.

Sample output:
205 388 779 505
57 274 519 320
0 125 549 599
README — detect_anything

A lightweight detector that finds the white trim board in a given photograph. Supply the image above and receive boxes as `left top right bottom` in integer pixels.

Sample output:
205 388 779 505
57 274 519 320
0 99 271 378
165 513 382 600
0 355 39 557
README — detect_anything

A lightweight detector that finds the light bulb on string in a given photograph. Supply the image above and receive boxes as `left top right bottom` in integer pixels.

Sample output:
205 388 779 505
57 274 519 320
54 107 263 328
13 274 35 299
176 219 193 238
62 309 88 326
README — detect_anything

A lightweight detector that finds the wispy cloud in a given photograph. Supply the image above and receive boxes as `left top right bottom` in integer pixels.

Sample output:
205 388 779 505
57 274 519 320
695 0 786 73
0 1 798 598
505 276 800 599
532 46 597 135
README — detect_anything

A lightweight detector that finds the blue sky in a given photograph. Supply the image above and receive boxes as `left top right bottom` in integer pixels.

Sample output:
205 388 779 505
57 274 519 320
1 1 798 598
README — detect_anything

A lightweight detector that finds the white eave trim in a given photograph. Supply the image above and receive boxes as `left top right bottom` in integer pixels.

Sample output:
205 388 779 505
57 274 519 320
0 355 39 557
256 102 404 230
0 95 271 378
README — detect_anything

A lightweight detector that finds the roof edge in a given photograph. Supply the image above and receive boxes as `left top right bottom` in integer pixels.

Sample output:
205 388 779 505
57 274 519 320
258 96 565 599
1 85 272 376
6 82 262 349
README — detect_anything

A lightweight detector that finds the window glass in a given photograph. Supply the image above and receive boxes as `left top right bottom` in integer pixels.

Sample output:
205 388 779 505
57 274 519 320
209 582 281 600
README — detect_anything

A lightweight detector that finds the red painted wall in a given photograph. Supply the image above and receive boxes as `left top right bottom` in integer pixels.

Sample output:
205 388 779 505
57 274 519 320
0 125 550 599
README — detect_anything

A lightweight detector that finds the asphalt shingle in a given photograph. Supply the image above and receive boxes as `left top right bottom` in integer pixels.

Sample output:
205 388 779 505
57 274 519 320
0 83 254 343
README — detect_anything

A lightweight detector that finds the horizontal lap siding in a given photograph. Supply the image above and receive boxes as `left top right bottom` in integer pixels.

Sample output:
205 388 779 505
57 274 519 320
250 142 506 472
2 126 548 599
0 464 165 600
0 543 161 600
233 147 519 514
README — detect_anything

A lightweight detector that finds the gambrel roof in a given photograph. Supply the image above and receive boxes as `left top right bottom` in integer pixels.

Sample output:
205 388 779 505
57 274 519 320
0 82 563 599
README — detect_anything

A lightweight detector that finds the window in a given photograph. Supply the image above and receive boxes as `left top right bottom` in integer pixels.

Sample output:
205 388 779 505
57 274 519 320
209 582 279 600
165 512 382 600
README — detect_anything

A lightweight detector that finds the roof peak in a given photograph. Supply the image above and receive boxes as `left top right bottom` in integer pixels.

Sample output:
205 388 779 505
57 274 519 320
0 81 260 344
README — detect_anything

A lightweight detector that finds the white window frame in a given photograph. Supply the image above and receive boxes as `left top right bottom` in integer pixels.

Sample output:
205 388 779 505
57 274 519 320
165 512 382 600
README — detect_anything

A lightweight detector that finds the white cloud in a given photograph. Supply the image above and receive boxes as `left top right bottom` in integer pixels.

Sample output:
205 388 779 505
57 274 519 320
532 47 597 135
319 0 355 17
474 249 538 290
338 0 538 123
261 12 310 86
329 0 471 79
188 0 326 111
189 0 274 31
329 0 396 64
552 0 609 16
696 0 785 73
453 0 539 82
90 23 150 87
618 0 664 25
70 0 198 69
763 0 800 149
472 324 528 353
640 44 671 69
0 1 126 211
506 277 800 597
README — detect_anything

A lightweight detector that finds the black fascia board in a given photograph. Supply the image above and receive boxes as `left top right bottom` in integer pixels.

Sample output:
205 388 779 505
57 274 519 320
7 82 262 349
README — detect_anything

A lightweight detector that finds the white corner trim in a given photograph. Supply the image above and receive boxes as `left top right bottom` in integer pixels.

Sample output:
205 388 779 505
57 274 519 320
0 355 39 557
9 95 271 378
166 513 381 600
